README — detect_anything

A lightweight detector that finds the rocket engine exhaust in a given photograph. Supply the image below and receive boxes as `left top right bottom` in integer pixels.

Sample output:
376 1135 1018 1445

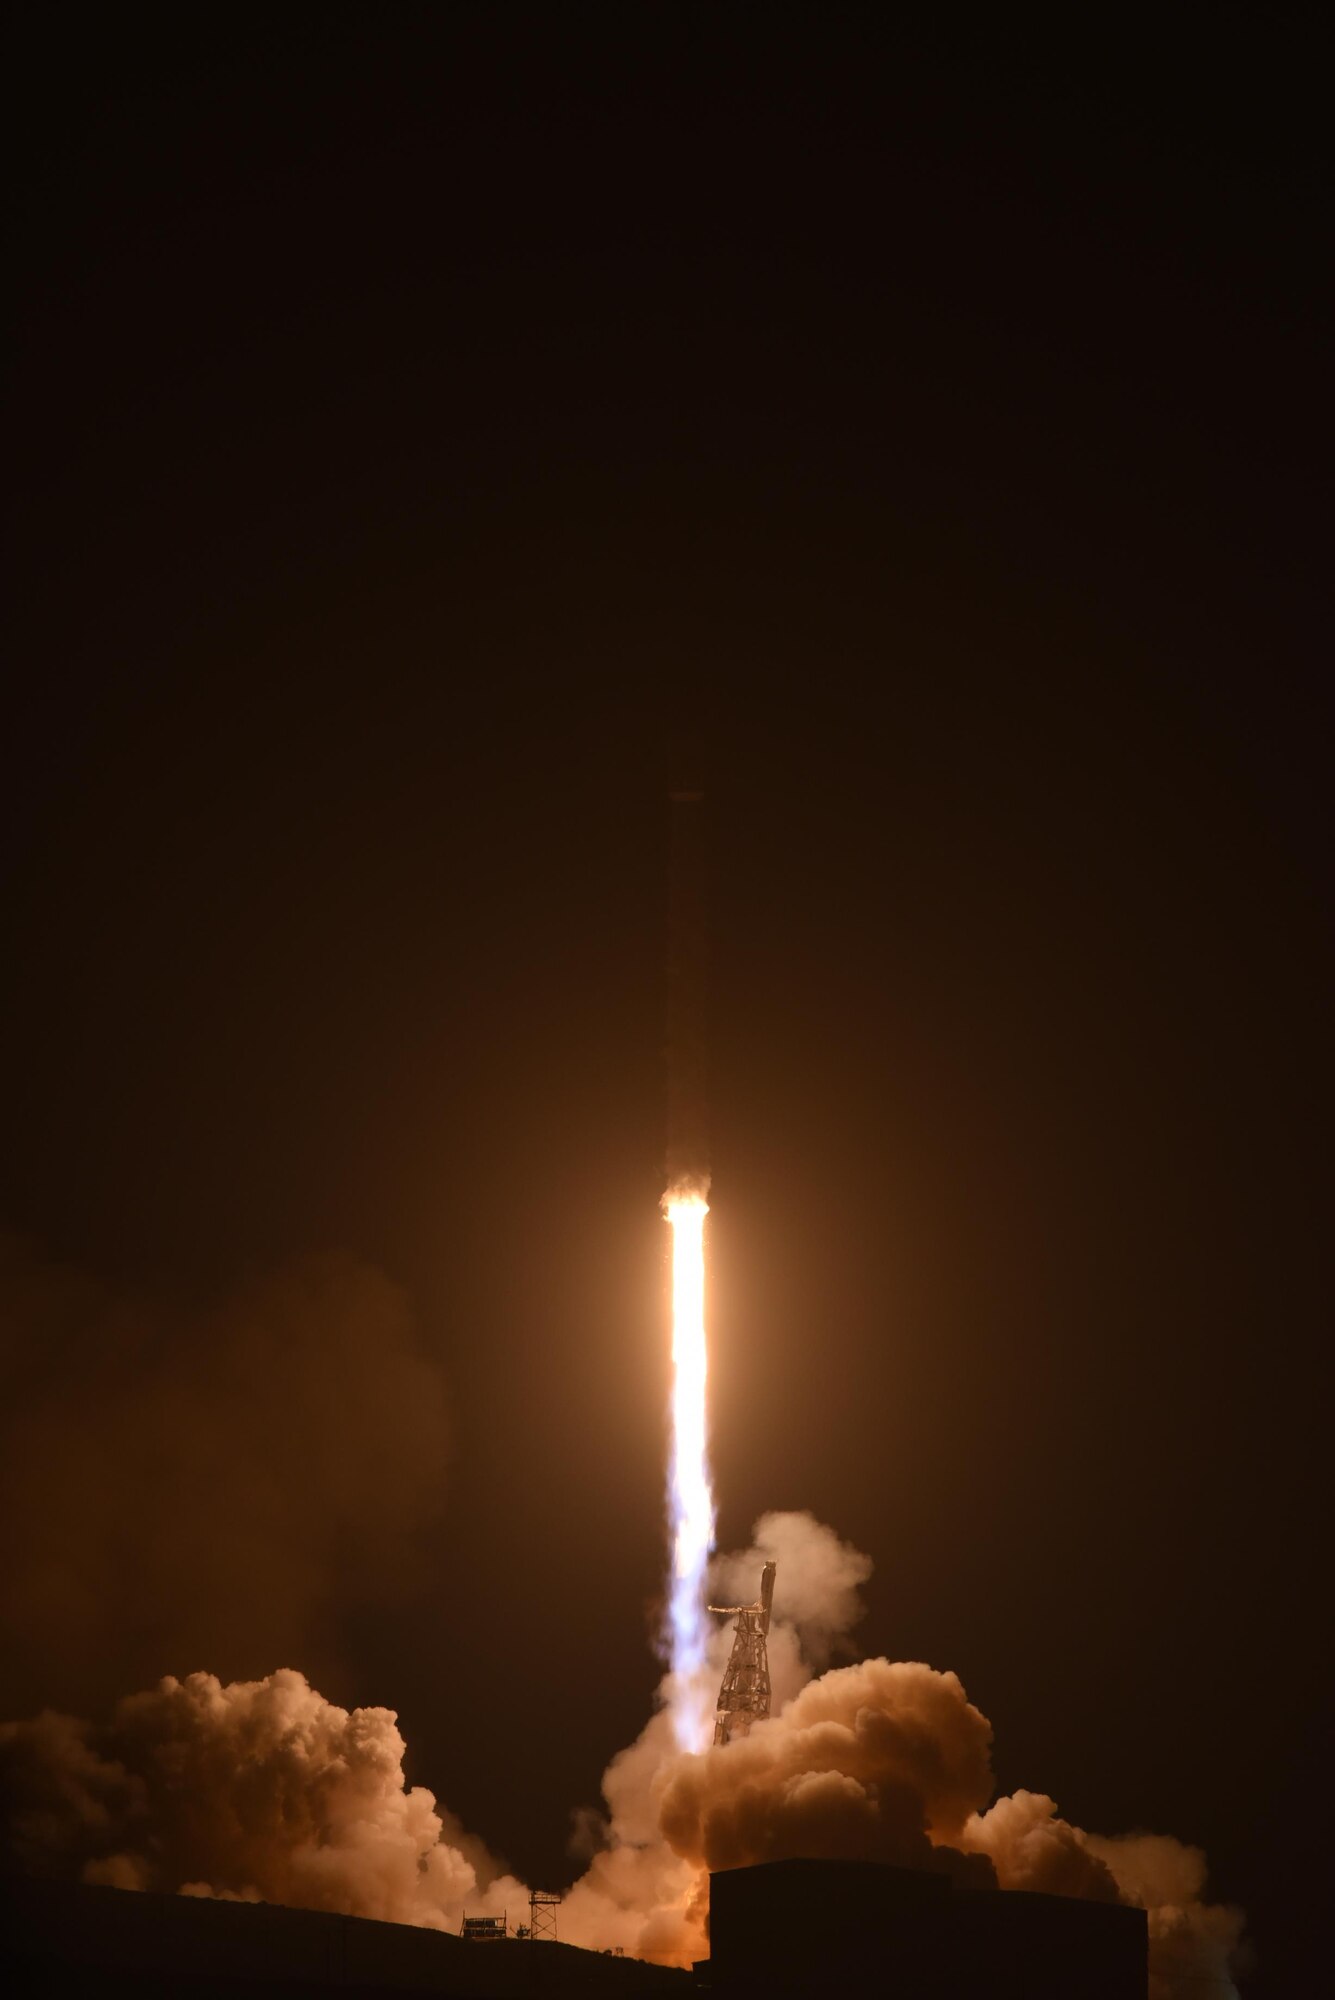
663 777 716 1749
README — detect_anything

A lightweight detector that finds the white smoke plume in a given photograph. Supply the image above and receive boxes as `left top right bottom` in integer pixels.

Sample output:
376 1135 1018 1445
0 1668 524 1928
568 1515 1245 1996
1083 1829 1249 2000
0 1512 1245 1999
659 1658 997 1878
557 1510 877 1961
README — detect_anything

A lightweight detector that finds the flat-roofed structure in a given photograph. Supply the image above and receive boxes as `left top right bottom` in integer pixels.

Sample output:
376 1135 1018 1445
708 1857 1147 2000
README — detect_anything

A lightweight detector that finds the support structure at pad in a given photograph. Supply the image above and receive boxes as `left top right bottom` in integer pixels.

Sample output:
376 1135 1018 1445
710 1561 776 1745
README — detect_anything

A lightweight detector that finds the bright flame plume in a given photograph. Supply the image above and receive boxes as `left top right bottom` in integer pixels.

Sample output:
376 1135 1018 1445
664 1187 715 1750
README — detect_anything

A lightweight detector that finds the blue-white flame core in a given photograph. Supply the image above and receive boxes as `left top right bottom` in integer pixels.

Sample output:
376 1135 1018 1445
664 1191 715 1752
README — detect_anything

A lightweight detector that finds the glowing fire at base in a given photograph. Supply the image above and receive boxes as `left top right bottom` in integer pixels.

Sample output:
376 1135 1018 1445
664 1187 716 1751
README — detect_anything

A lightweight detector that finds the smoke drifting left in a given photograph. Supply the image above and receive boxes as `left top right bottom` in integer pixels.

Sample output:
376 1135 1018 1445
1 1503 1245 1995
0 1034 1249 1995
1 1668 524 1927
0 1236 449 1717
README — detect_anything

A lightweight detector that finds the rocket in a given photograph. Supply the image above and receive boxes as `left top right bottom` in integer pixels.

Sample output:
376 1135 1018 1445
666 774 709 1197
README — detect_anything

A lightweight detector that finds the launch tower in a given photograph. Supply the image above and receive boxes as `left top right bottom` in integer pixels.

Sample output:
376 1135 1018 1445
710 1561 776 1745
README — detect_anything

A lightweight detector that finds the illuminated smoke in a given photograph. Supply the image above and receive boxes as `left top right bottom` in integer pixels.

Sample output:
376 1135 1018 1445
570 1515 1245 1997
0 1519 1246 1999
0 1249 1246 2000
659 1656 1000 1879
662 1187 716 1751
0 1669 524 1928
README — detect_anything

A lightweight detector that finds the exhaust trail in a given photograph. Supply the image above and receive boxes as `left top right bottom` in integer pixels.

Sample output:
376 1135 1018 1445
663 776 716 1750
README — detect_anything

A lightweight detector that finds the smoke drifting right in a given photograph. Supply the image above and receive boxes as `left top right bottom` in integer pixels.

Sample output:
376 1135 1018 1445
0 1235 1244 2000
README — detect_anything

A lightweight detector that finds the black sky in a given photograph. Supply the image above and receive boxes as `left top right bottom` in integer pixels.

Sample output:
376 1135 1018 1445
2 10 1328 1995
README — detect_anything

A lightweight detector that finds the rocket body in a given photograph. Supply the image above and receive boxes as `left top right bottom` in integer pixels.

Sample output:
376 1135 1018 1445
666 785 709 1197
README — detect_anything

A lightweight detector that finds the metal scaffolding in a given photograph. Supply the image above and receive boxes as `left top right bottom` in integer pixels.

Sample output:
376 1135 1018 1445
709 1560 776 1745
528 1891 561 1942
459 1915 507 1941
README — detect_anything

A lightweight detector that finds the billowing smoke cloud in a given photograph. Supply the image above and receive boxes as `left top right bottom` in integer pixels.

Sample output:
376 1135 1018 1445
1081 1829 1249 2000
559 1707 704 1962
0 1490 1244 1998
570 1516 1245 1997
0 1237 450 1716
660 1658 997 1879
651 1655 1244 1997
556 1511 877 1962
963 1797 1247 1999
0 1668 523 1928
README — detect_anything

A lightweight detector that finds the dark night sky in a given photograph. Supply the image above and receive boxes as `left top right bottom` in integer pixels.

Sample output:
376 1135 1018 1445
2 10 1328 1994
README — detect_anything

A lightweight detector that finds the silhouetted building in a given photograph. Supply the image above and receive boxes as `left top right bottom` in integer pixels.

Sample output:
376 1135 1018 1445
0 1878 689 1999
707 1858 1147 2000
2 1859 1150 1997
